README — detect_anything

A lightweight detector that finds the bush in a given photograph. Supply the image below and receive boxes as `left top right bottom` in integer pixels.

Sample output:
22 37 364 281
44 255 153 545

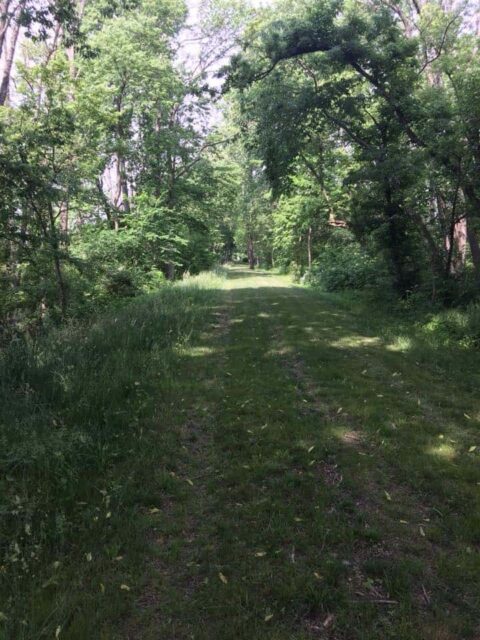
420 301 480 348
289 261 304 282
305 240 387 292
104 269 139 298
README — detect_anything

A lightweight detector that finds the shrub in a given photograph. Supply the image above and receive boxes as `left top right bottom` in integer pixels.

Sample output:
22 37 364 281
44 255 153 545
104 268 139 298
305 241 386 291
420 301 480 348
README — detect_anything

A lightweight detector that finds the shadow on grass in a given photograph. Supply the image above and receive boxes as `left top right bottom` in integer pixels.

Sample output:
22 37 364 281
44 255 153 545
161 279 480 639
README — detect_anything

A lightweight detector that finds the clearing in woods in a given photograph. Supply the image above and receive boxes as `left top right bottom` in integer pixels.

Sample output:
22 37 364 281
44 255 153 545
126 265 480 640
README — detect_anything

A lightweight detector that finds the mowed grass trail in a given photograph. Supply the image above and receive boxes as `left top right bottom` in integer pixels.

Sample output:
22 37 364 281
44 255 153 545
129 266 480 640
3 266 480 639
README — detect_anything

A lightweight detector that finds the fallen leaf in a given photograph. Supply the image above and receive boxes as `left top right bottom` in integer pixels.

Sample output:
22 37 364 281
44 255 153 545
464 413 471 420
314 571 322 580
384 491 392 501
120 584 131 591
186 479 194 486
219 572 228 584
149 507 160 514
264 613 274 622
323 613 335 628
55 626 61 638
308 445 315 453
86 552 92 562
469 446 477 453
419 526 425 537
255 551 267 557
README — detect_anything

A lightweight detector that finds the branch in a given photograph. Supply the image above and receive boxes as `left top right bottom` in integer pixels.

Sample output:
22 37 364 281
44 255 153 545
418 13 460 75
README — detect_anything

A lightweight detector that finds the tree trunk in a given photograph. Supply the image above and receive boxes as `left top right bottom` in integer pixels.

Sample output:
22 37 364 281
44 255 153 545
446 217 467 275
59 200 69 246
462 185 480 284
307 226 312 269
467 225 480 284
0 0 12 59
384 182 416 296
48 205 68 317
115 153 130 214
0 1 23 106
247 235 255 269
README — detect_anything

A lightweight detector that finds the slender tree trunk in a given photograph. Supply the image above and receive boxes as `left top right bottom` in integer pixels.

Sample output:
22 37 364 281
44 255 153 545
47 205 67 317
0 0 12 59
0 0 23 106
59 201 69 246
166 262 175 280
307 226 312 269
247 235 255 269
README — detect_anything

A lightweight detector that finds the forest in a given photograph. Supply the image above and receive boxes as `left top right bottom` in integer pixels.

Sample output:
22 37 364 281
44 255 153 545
1 0 480 638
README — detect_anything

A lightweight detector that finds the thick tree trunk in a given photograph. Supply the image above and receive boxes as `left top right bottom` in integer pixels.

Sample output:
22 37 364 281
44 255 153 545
462 185 480 284
114 152 130 217
446 217 467 275
467 225 480 284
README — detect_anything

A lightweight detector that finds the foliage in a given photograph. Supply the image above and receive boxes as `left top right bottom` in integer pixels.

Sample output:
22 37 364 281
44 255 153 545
305 231 388 291
226 0 480 302
420 302 480 349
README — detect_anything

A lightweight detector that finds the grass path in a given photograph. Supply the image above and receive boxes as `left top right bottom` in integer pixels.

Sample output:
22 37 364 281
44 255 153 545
127 266 480 640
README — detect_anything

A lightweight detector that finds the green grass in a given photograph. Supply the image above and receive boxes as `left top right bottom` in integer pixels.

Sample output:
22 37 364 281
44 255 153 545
2 265 480 639
0 273 224 639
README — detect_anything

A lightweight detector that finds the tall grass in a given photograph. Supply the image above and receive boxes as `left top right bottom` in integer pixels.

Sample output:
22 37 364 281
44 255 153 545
0 273 224 638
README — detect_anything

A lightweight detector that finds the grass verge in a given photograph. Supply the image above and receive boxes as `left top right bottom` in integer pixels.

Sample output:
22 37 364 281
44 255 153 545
0 272 224 639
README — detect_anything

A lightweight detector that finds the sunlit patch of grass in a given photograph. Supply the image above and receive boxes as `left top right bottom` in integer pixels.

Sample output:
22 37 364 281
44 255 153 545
330 335 382 348
385 335 412 351
426 442 457 460
180 345 217 357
